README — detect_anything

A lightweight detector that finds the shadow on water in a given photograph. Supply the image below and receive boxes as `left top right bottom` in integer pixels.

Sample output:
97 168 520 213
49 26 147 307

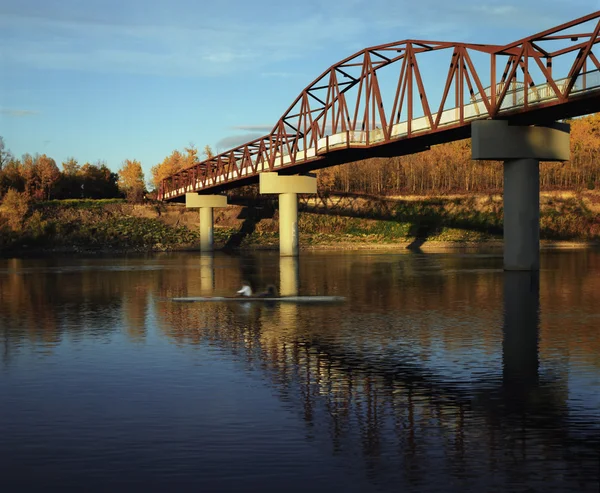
186 254 599 490
1 252 599 491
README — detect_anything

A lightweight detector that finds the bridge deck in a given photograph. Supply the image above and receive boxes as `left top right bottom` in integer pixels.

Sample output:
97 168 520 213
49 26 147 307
159 12 600 201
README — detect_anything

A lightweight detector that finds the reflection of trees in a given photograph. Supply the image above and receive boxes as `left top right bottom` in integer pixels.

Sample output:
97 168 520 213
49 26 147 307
2 252 596 489
159 251 599 490
164 304 597 490
0 258 156 358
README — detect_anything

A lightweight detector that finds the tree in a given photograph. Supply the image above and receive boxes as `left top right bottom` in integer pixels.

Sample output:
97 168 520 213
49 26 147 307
0 136 13 171
204 145 214 160
37 154 60 200
62 157 80 176
0 158 24 198
76 161 120 199
0 188 29 231
150 150 185 191
118 159 146 203
184 145 198 168
19 154 41 199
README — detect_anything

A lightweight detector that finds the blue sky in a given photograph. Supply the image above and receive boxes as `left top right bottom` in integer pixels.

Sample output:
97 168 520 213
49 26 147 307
1 0 598 184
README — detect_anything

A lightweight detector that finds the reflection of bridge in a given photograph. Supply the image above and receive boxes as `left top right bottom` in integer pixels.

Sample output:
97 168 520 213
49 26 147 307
160 12 600 201
165 255 598 491
159 12 600 270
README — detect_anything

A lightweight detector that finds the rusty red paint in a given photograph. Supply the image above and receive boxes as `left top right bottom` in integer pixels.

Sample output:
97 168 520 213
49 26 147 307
159 11 600 201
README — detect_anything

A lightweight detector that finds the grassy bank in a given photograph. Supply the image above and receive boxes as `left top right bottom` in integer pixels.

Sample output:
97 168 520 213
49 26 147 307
213 191 599 249
0 192 598 255
0 200 202 254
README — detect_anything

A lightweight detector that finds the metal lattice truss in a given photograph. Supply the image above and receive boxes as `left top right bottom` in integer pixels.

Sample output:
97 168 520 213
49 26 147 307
160 11 600 201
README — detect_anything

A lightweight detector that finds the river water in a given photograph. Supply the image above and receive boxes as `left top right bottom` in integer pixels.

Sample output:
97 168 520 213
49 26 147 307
0 249 598 492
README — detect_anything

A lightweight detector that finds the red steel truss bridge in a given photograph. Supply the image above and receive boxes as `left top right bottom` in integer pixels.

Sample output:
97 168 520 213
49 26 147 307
159 11 600 202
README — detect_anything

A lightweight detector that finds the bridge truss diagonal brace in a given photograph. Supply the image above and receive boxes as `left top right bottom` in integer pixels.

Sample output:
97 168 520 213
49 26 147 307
259 173 317 256
186 193 228 253
471 121 570 271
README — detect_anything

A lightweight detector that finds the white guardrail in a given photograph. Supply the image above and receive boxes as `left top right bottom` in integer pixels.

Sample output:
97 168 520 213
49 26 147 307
163 70 600 198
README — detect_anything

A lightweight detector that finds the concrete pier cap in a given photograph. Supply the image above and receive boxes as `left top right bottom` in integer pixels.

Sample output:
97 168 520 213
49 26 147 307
185 193 228 253
471 120 570 162
471 120 570 271
259 172 317 195
185 193 228 209
259 172 317 256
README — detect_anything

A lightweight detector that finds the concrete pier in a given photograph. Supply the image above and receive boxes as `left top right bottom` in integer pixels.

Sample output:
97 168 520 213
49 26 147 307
503 159 540 270
471 121 570 271
259 173 317 256
186 193 228 253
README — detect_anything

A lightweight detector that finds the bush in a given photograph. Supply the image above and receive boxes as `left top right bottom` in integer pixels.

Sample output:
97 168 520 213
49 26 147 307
0 189 30 231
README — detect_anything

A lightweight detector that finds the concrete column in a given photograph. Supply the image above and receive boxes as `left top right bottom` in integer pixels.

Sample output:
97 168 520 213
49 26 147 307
259 172 317 257
279 193 299 256
199 207 214 252
186 193 228 253
471 120 570 271
503 159 540 270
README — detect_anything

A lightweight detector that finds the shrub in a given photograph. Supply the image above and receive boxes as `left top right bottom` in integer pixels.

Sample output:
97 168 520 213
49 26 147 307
0 189 30 231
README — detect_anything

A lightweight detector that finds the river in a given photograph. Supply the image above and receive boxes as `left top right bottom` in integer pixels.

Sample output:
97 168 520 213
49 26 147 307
0 249 598 492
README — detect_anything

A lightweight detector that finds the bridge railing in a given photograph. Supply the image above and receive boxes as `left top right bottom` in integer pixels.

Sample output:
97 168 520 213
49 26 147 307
159 68 600 201
159 11 600 201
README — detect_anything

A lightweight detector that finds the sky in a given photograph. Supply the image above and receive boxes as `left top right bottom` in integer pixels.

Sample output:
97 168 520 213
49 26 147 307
1 0 599 184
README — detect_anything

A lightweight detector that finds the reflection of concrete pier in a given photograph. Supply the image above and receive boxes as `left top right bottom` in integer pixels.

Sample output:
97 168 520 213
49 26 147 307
502 271 540 391
199 254 214 295
279 256 299 296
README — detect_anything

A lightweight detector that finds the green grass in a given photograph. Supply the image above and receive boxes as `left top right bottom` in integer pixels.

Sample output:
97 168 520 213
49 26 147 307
1 194 597 255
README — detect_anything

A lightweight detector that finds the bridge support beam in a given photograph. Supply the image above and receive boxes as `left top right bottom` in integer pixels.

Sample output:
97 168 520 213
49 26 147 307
259 172 317 256
186 193 228 252
472 121 570 271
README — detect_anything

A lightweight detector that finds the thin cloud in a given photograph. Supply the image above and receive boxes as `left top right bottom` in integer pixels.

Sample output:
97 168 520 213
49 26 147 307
2 1 591 78
215 133 266 151
0 10 364 77
231 124 273 133
260 72 298 78
0 108 39 117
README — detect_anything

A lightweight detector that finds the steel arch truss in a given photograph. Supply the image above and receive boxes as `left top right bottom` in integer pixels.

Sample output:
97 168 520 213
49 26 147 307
160 11 600 201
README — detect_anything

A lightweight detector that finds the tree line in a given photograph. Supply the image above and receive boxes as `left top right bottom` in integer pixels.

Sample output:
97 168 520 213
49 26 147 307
316 114 600 196
0 138 146 203
2 113 598 207
0 138 216 204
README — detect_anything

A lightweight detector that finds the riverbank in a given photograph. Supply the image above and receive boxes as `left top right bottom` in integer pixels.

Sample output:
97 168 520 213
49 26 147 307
0 192 598 256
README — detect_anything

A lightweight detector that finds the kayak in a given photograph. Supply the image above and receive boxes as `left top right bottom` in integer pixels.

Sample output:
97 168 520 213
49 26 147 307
172 295 345 303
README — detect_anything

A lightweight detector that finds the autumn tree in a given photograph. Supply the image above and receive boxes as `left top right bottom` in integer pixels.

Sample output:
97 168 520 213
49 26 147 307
150 150 185 191
37 154 60 200
204 145 214 160
0 136 13 171
184 145 198 168
19 154 42 199
0 158 24 198
62 157 80 176
0 188 29 231
78 161 120 199
118 159 146 203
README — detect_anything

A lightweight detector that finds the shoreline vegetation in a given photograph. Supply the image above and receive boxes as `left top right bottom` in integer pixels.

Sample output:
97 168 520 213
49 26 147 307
0 191 598 257
1 113 600 257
